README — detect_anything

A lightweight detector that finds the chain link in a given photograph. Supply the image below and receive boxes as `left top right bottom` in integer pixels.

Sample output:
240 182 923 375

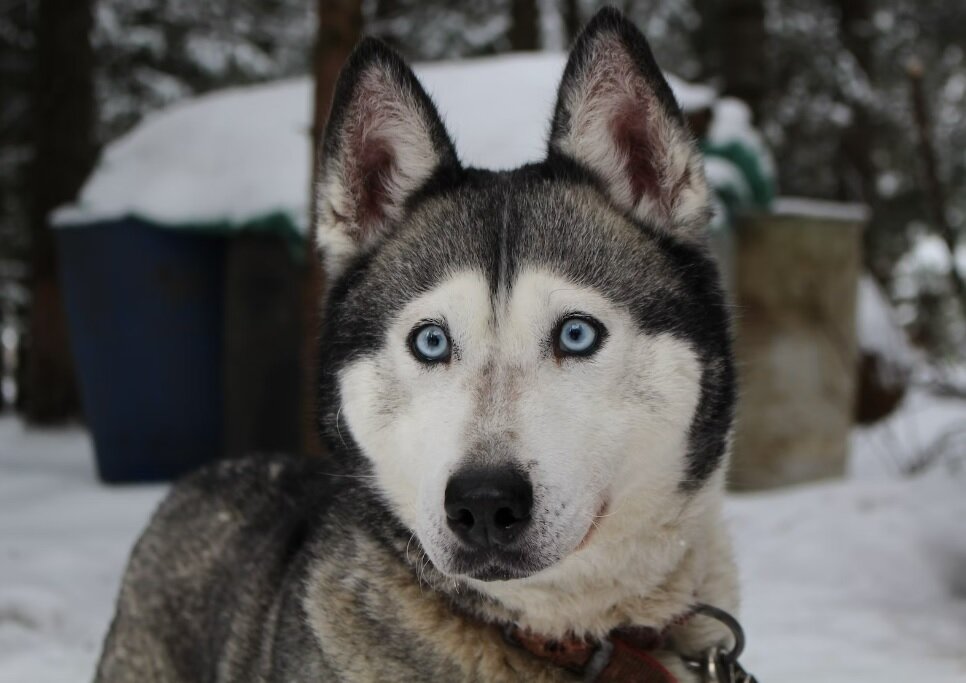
682 604 759 683
693 645 758 683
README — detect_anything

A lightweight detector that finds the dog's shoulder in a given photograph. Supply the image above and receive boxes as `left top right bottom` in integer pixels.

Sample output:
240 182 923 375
98 455 336 682
134 454 336 584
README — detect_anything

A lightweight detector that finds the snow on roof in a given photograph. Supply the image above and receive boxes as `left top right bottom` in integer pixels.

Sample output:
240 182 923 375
704 156 752 203
772 196 870 223
420 53 562 171
54 77 314 231
666 73 717 112
707 97 775 181
53 53 732 233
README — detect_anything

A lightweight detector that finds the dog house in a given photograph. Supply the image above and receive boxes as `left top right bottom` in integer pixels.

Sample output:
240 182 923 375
54 80 310 482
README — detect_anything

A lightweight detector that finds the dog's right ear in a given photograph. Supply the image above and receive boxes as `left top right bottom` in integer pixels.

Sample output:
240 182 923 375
315 38 459 279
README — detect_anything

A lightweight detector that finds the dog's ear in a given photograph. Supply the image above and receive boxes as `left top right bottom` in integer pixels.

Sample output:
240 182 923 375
315 38 460 278
548 8 711 238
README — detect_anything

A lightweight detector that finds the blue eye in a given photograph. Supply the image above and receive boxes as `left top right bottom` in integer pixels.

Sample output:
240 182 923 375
556 317 603 357
411 323 451 363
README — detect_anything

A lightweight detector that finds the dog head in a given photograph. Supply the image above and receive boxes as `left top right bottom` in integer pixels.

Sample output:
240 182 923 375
315 9 734 583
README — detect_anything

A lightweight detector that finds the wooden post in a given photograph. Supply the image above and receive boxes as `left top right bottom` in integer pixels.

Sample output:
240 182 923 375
730 199 866 490
302 0 362 456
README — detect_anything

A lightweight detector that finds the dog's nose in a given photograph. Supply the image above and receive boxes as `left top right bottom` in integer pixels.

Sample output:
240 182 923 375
444 467 533 549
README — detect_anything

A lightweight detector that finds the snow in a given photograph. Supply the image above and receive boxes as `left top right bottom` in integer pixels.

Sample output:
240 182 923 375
0 420 165 683
53 77 315 232
772 196 870 223
53 54 753 232
856 275 916 375
707 96 776 180
3 390 966 682
667 75 717 113
895 232 966 281
420 54 564 171
730 470 966 682
851 388 966 480
704 155 753 203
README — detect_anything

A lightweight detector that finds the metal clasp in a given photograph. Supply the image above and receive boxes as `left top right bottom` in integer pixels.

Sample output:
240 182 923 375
682 604 758 683
582 638 615 683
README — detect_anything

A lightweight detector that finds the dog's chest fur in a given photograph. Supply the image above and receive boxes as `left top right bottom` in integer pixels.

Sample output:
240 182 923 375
94 456 556 681
96 456 713 683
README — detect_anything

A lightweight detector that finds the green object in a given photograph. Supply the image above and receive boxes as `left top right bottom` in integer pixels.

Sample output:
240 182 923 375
701 139 776 225
62 209 308 262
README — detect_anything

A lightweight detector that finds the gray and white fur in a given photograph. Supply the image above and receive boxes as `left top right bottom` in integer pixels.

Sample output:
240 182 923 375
95 8 739 682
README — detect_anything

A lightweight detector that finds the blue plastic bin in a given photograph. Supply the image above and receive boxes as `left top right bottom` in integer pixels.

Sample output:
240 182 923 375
57 218 225 482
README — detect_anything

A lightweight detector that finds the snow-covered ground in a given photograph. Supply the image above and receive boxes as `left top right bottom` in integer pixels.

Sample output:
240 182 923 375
2 391 964 682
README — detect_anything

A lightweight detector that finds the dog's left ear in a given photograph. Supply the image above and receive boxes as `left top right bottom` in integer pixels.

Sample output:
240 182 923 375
315 38 460 279
548 8 711 238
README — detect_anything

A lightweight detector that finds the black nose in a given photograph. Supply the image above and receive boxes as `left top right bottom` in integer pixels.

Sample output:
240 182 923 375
444 467 533 549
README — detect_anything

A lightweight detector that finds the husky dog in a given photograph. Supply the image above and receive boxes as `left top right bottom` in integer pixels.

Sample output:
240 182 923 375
96 8 742 683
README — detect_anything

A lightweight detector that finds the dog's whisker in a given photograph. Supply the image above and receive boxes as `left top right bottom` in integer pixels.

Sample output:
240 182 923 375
406 532 417 565
335 405 349 449
317 471 378 480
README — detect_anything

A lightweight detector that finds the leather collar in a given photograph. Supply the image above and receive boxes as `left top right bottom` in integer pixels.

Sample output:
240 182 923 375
501 604 757 683
503 612 692 682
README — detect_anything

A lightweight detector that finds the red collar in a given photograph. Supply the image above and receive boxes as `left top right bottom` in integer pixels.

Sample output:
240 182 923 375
503 613 692 683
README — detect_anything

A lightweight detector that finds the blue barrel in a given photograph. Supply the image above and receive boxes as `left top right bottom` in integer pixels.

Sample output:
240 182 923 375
57 218 225 482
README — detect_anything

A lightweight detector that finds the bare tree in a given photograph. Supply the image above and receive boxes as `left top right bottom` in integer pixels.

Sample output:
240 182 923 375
834 0 886 281
302 0 363 456
370 0 403 51
509 0 540 51
560 0 581 45
907 59 966 321
24 0 98 422
720 0 766 122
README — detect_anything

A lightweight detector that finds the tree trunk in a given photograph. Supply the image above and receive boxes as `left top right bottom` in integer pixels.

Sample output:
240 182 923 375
370 0 403 52
907 60 966 321
720 0 766 123
302 0 363 456
509 0 540 52
224 234 302 460
690 0 722 82
560 0 581 46
24 0 98 423
834 0 884 280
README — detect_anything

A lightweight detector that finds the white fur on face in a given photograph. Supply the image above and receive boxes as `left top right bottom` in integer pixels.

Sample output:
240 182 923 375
338 270 492 535
338 267 704 587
